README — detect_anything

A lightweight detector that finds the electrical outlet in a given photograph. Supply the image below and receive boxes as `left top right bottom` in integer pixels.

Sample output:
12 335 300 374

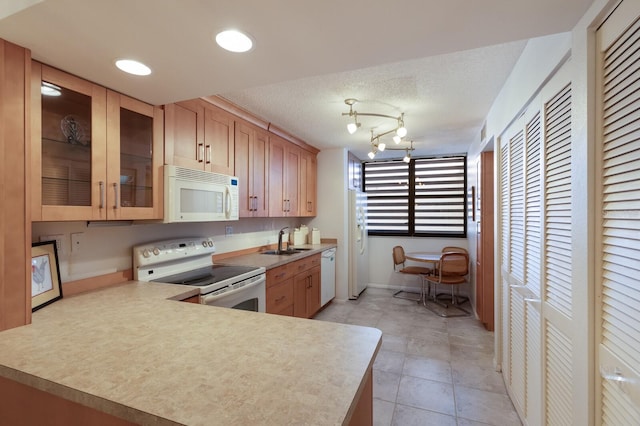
225 226 233 236
41 234 64 256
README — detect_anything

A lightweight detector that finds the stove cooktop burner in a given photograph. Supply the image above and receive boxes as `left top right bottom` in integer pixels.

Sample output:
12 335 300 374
151 264 262 287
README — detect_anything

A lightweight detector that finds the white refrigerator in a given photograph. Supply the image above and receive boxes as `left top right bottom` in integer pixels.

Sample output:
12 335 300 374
348 189 369 299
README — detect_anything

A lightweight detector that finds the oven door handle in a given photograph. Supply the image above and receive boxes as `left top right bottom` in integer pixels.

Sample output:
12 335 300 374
201 275 265 305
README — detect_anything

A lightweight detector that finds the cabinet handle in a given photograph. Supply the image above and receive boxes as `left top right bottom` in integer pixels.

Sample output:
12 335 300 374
307 201 312 212
112 183 118 209
99 181 105 209
253 196 258 211
205 145 211 164
275 296 286 303
275 272 286 279
198 143 204 163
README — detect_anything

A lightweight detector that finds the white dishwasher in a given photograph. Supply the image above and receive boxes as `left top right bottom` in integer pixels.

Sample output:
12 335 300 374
321 248 336 306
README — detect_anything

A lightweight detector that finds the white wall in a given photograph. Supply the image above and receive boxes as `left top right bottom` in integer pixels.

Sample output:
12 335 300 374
368 236 469 294
308 148 350 300
33 217 310 283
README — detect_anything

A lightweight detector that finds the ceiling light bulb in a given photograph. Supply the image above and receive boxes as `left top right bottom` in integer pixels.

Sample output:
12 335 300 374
368 151 376 159
115 59 151 76
396 126 407 138
378 143 386 151
215 30 253 52
41 82 61 96
347 122 359 134
393 135 401 144
403 153 411 163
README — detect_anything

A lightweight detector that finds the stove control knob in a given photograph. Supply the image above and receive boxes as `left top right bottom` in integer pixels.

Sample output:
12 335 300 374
142 249 151 258
208 240 213 247
202 241 208 247
153 247 160 256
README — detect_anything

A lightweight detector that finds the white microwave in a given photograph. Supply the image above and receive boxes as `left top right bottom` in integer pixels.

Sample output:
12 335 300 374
164 165 239 223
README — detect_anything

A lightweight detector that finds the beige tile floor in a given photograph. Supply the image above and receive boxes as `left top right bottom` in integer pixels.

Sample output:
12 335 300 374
313 287 522 426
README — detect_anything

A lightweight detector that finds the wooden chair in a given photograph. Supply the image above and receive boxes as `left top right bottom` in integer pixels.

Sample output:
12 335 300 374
442 246 468 254
392 246 433 302
423 251 471 317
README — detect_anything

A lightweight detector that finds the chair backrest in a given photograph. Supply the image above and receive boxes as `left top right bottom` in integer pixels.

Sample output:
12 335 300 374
439 252 469 277
442 246 468 255
392 246 406 270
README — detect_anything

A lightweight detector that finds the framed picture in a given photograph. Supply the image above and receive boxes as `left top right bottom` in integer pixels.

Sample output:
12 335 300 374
31 241 63 312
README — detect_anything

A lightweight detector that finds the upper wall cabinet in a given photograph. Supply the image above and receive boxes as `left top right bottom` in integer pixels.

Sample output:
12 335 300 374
235 120 269 217
164 99 234 176
300 150 317 217
269 135 300 217
31 63 163 221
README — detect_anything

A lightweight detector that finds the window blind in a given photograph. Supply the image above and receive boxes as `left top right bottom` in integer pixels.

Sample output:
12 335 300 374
364 156 466 237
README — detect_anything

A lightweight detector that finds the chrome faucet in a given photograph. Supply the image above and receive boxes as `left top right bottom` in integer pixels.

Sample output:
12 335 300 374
277 227 289 254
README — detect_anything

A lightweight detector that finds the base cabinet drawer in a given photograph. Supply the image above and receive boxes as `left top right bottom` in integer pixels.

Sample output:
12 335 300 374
266 277 294 315
266 253 322 317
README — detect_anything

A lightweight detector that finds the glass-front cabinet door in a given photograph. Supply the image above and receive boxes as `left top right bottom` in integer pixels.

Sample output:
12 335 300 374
32 63 107 221
32 63 163 221
106 91 163 220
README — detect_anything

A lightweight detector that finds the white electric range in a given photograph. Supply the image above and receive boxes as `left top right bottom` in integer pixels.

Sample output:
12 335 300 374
133 237 266 312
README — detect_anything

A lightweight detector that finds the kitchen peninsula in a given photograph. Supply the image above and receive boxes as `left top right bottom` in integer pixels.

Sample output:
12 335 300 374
0 282 380 425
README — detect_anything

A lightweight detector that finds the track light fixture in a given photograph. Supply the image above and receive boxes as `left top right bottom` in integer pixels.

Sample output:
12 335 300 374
367 131 415 160
342 98 407 137
342 98 415 160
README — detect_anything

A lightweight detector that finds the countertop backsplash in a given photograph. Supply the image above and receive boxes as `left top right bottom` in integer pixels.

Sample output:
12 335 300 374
32 218 315 284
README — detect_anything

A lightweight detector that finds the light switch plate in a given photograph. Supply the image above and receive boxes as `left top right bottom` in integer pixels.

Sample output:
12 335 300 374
41 234 64 256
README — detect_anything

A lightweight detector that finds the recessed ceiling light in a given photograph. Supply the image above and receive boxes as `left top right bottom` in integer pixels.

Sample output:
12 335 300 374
41 81 61 96
215 30 253 53
115 59 151 76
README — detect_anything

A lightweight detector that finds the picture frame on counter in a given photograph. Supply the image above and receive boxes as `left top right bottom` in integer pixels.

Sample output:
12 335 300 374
31 241 63 312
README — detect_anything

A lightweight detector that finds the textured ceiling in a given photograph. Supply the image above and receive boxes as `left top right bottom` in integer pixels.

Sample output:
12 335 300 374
0 0 595 159
221 41 527 159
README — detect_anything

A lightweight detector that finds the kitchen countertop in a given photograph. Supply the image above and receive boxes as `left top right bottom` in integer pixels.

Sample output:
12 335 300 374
215 243 337 270
0 281 380 425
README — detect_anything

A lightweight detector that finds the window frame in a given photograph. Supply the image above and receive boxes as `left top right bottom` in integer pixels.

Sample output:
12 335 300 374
363 155 468 238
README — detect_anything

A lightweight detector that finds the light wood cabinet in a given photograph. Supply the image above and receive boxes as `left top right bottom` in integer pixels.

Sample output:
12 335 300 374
300 150 317 217
234 120 268 217
0 40 31 331
476 151 494 331
293 265 321 318
266 263 295 315
164 99 234 176
269 135 300 216
266 254 321 317
31 63 163 221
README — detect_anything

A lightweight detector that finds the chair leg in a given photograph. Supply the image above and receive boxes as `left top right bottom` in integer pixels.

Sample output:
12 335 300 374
393 276 422 302
393 290 421 302
423 284 471 317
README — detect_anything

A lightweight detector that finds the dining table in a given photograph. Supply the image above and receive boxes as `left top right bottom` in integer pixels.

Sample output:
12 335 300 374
405 251 441 265
404 252 442 302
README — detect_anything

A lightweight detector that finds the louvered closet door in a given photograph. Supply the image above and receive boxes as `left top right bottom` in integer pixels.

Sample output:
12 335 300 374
542 83 575 426
498 65 574 425
498 109 543 423
596 1 640 424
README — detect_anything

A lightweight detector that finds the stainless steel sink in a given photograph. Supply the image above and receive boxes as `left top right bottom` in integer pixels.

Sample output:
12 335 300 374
261 249 308 255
